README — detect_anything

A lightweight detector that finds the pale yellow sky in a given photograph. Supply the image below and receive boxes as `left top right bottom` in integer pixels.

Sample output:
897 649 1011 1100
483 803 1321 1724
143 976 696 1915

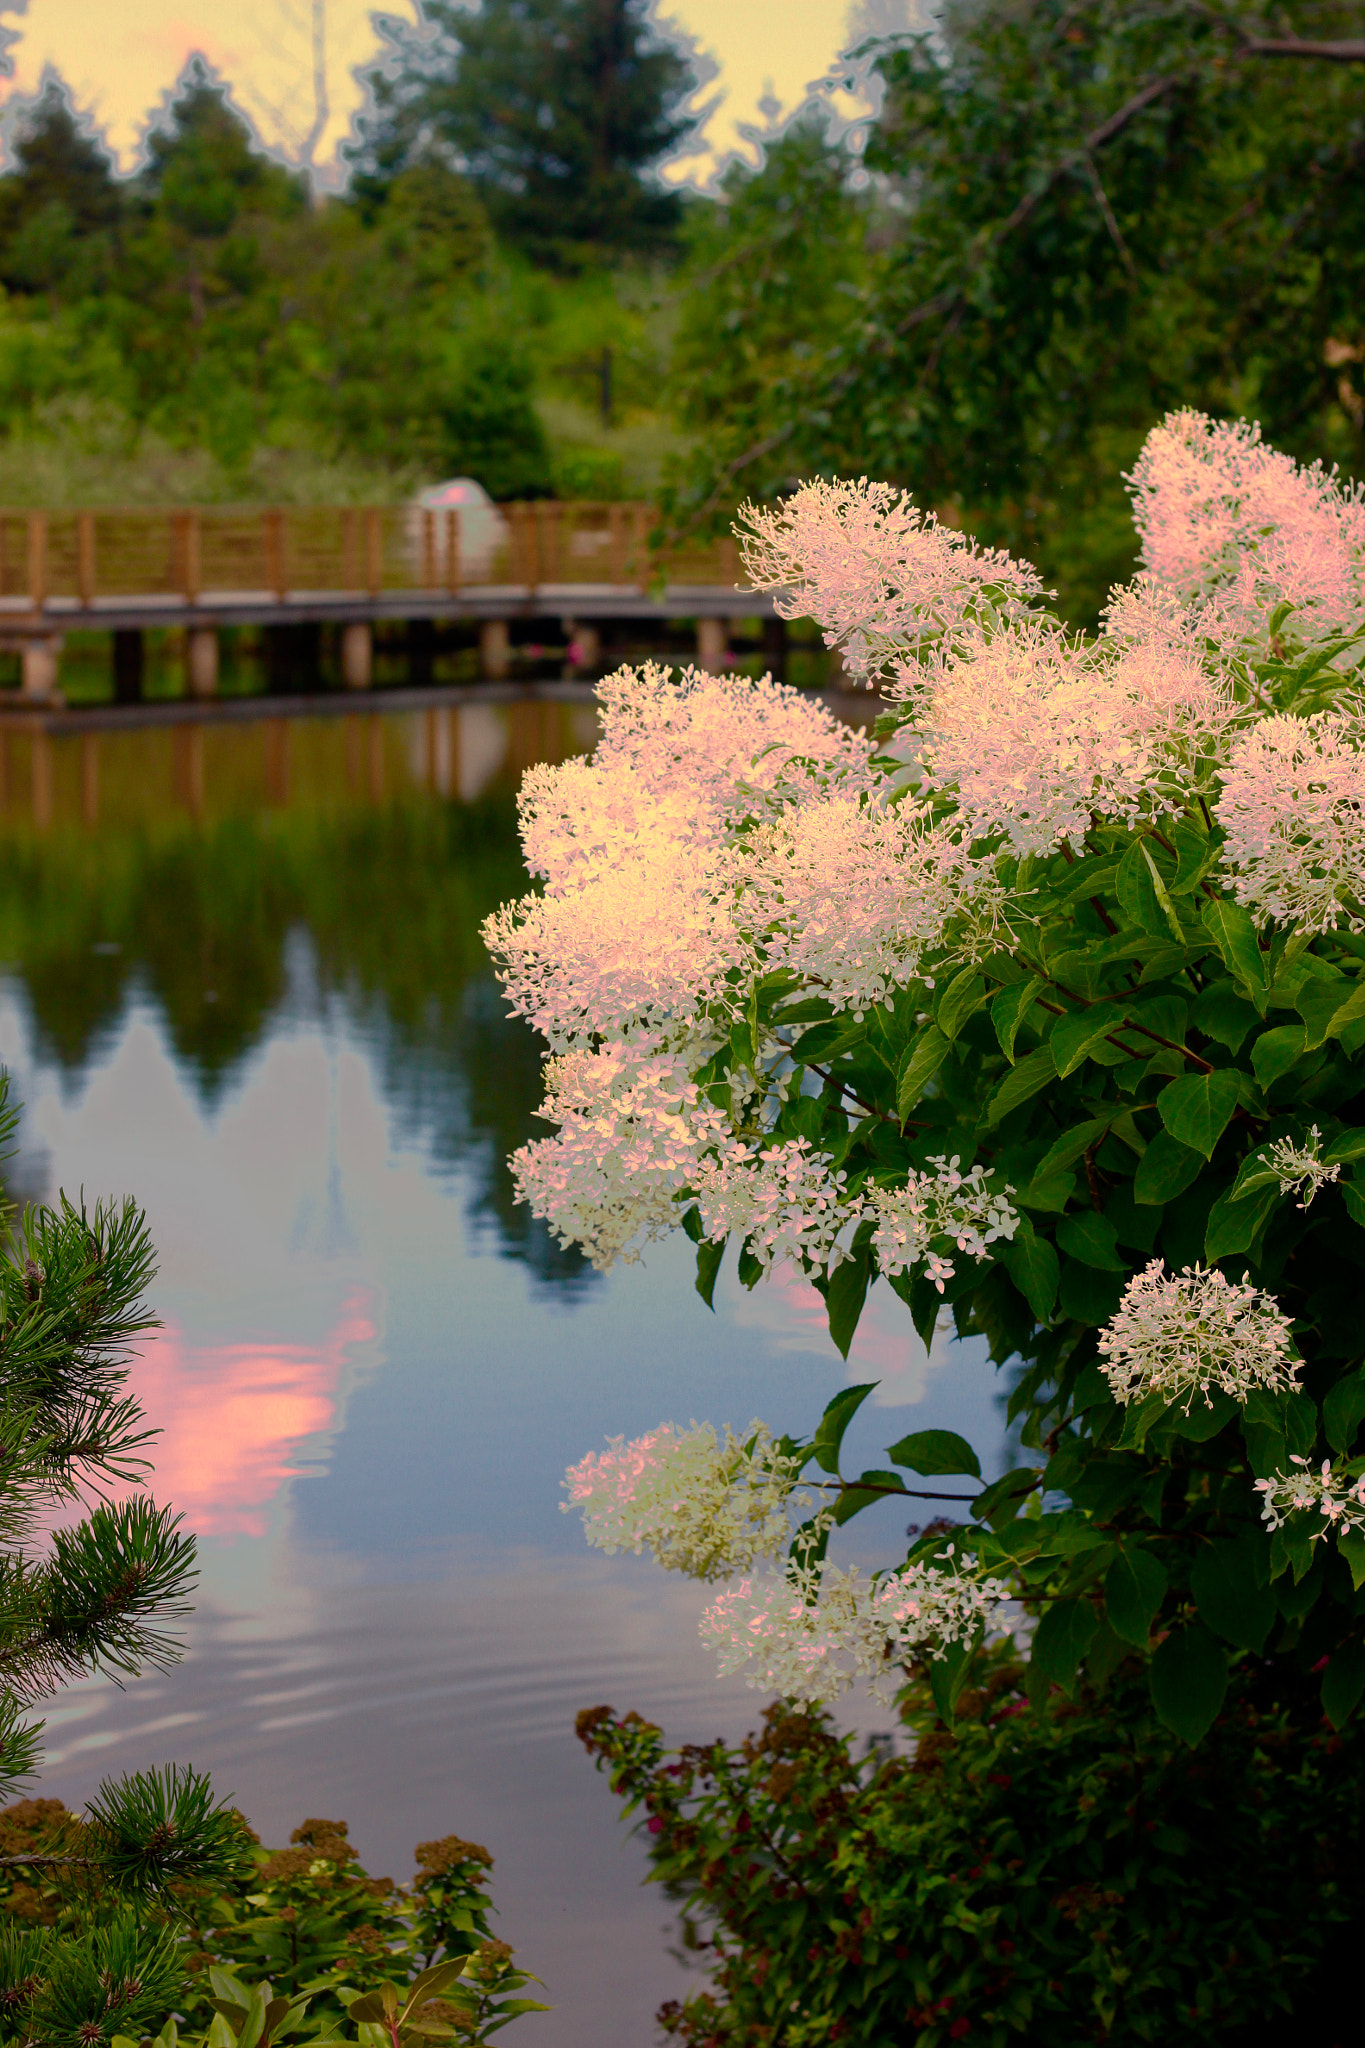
0 0 903 182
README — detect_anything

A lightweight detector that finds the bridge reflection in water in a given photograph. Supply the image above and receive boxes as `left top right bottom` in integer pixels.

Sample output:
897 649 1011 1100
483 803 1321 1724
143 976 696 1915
0 688 599 831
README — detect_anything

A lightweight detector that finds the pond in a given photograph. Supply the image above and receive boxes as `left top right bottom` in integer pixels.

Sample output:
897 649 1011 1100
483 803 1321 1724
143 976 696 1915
0 696 1014 2046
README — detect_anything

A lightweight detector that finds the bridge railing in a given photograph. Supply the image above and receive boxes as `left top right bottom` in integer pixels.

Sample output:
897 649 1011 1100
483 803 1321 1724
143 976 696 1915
0 505 744 609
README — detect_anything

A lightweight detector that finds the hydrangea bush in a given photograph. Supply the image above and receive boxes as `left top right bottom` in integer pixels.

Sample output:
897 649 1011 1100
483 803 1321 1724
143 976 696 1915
486 408 1365 1746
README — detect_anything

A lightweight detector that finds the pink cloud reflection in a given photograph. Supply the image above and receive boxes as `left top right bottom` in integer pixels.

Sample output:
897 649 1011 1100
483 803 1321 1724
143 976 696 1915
126 1293 377 1537
745 1264 924 1387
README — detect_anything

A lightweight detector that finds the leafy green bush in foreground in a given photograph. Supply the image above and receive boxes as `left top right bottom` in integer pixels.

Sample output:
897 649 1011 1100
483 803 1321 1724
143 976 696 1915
579 1652 1361 2046
0 1805 546 2043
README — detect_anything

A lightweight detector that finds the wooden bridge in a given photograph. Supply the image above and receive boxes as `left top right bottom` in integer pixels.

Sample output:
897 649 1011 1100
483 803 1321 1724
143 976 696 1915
0 503 778 703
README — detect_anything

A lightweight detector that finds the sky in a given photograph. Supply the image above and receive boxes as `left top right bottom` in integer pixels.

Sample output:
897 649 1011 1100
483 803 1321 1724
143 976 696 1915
0 0 916 186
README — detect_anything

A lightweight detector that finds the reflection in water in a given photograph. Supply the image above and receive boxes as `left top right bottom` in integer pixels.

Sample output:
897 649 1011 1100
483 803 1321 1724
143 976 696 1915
0 698 594 836
132 1294 377 1538
0 705 1011 2048
0 708 594 1291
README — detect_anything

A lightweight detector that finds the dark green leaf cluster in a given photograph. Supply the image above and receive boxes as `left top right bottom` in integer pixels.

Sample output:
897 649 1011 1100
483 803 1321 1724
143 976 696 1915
576 1666 1365 2045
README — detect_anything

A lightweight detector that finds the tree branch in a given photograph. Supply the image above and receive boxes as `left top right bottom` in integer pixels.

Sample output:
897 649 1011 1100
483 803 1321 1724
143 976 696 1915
663 72 1187 542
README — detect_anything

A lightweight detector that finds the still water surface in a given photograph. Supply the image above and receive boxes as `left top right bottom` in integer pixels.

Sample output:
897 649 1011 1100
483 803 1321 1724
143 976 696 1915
0 699 1011 2045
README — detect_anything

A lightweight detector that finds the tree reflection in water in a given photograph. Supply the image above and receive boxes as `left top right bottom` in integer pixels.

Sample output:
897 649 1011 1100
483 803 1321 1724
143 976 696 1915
0 715 596 1299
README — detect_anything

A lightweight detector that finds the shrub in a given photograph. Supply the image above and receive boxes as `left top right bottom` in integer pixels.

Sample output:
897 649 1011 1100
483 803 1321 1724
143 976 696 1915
0 1804 547 2043
578 1652 1363 2046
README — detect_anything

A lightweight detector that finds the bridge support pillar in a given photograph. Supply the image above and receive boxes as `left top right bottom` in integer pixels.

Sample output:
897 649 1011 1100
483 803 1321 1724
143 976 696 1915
696 616 727 670
763 614 787 677
22 636 61 699
480 619 510 680
113 629 144 704
566 620 599 672
341 621 373 690
186 626 218 698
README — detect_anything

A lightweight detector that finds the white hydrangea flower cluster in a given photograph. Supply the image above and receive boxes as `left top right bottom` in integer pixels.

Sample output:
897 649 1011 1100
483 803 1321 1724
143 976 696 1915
897 618 1240 856
483 665 878 1055
1255 1456 1365 1541
699 1552 1007 1708
1128 407 1365 639
482 809 740 1050
867 1157 1019 1293
512 1044 733 1269
593 660 875 813
1263 1125 1341 1209
562 1421 816 1581
736 477 1046 684
732 794 1008 1016
693 1136 853 1274
1215 711 1365 933
1097 1260 1298 1411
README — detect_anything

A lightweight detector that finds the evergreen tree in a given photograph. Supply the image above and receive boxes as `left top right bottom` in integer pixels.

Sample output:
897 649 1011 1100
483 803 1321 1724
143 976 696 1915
353 0 698 265
0 70 121 297
136 58 302 238
0 1073 244 2038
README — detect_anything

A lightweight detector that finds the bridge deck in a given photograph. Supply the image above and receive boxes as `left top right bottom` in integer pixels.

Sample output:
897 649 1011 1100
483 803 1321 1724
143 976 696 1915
0 582 766 637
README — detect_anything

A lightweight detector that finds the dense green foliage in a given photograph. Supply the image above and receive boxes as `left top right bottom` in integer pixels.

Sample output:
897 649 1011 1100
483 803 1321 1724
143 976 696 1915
0 61 679 502
665 1 1365 621
578 1654 1361 2044
0 1803 546 2042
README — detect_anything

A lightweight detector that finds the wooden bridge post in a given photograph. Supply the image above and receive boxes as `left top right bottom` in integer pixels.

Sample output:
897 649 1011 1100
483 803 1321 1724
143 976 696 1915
263 509 287 600
77 512 96 605
186 627 219 697
608 504 626 584
480 619 510 679
364 508 382 598
566 621 600 672
422 508 438 589
26 514 46 613
22 637 61 697
341 621 373 690
632 503 650 594
696 616 727 670
445 509 461 593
